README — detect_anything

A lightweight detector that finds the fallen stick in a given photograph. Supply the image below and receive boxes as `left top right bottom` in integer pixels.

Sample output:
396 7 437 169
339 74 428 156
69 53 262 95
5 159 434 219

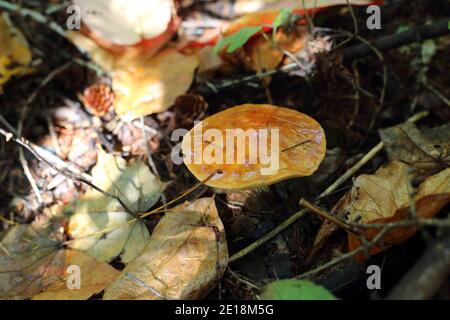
341 19 450 60
0 127 135 216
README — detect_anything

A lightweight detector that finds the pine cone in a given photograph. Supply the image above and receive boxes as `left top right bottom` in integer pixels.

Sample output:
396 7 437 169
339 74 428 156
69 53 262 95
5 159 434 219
82 84 115 117
174 94 208 129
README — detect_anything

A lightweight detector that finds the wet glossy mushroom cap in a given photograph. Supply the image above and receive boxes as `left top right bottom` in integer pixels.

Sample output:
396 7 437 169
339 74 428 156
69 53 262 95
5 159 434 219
181 104 326 190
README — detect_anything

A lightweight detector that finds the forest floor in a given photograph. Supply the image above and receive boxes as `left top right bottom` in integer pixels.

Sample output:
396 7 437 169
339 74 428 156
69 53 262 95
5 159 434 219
0 0 449 300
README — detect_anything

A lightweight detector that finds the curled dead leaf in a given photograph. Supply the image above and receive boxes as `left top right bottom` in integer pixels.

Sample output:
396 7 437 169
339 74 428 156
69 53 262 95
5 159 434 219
379 122 449 181
103 198 228 300
181 104 326 190
341 162 450 257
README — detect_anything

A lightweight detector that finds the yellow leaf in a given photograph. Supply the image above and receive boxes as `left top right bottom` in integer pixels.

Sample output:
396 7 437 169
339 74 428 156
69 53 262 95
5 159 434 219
342 162 450 257
0 12 32 85
103 198 228 300
32 250 120 300
0 218 118 300
67 32 198 120
66 149 164 263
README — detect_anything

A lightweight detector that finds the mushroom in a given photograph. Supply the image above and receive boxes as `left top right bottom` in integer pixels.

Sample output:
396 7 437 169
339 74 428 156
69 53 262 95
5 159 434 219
73 0 177 54
181 104 326 190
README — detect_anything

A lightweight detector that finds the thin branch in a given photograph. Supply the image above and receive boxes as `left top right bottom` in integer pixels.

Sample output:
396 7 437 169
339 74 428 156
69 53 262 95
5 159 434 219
297 226 390 279
0 127 135 216
423 82 450 109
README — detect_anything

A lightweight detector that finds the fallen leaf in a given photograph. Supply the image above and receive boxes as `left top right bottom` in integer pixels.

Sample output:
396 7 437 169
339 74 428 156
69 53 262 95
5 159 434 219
68 32 199 120
342 162 450 256
260 279 337 300
103 198 228 300
181 104 326 190
66 149 164 263
238 26 307 73
379 122 449 181
113 48 198 120
0 12 32 85
0 218 63 299
73 0 176 49
0 218 118 300
32 250 120 300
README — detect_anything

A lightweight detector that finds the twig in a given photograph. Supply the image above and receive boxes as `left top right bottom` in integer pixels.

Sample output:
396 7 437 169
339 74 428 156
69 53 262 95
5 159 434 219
347 61 361 130
226 268 261 291
297 217 450 280
139 116 168 214
341 19 450 60
27 62 71 104
423 82 450 109
300 0 315 34
299 198 355 233
19 148 44 204
0 127 135 216
297 226 390 279
300 198 450 231
0 0 66 37
228 111 429 263
0 115 91 180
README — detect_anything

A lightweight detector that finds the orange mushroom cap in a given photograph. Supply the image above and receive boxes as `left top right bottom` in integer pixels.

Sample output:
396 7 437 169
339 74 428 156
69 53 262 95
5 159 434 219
181 104 326 190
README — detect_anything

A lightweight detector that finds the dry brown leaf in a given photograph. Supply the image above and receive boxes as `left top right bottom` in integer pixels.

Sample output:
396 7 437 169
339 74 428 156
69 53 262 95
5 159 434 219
341 162 450 257
0 12 32 85
0 218 118 300
103 198 228 300
67 32 198 120
379 122 449 181
113 48 198 120
32 250 120 300
238 27 308 73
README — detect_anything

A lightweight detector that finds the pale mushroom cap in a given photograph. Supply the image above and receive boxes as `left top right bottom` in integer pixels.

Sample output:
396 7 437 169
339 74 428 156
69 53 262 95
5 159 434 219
181 104 326 190
73 0 173 46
